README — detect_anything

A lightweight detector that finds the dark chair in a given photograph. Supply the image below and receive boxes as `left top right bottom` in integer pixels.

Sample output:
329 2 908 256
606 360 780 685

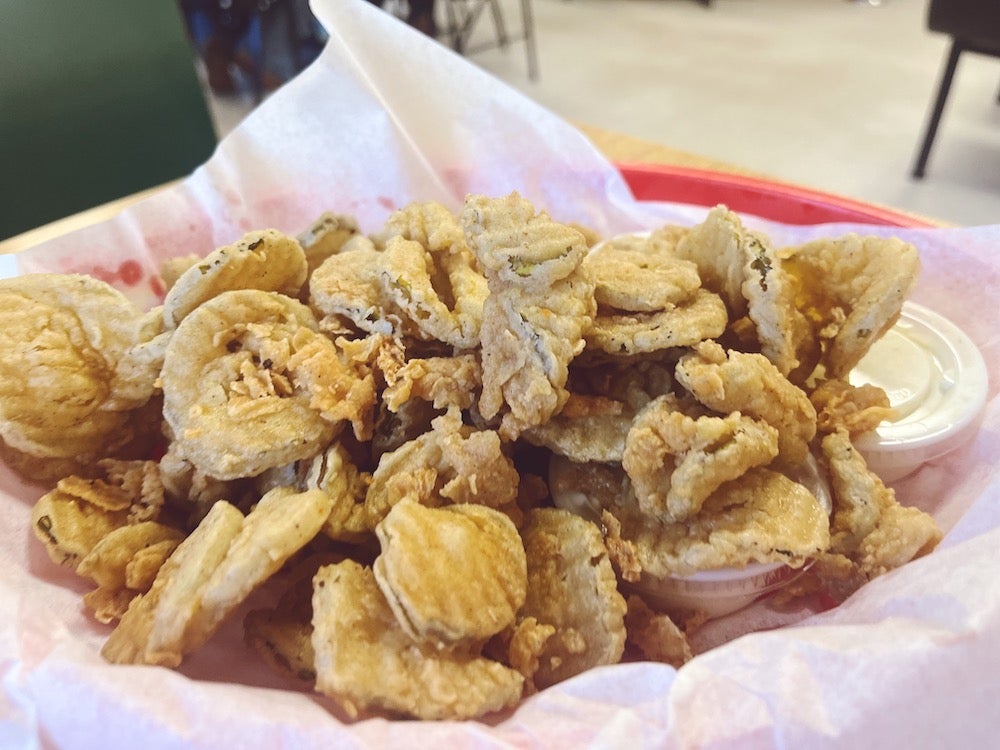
0 2 218 240
911 0 1000 179
441 0 540 81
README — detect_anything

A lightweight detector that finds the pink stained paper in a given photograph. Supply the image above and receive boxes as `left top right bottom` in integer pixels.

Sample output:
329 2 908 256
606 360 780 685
2 1 999 747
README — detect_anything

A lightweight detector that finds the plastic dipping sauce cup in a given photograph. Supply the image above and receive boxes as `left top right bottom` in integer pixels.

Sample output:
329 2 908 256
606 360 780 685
849 301 988 483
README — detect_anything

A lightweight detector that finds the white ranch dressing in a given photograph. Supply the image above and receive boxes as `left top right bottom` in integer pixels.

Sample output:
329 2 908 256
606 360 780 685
850 301 988 482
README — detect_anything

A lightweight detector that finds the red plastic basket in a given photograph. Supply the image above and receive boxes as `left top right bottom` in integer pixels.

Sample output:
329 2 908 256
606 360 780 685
617 163 935 228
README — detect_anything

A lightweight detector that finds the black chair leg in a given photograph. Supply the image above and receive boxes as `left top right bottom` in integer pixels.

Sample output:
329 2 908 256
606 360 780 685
912 38 963 179
521 0 539 81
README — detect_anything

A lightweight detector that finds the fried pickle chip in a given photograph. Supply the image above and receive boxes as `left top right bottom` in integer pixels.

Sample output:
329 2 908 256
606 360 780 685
811 378 895 435
163 229 309 328
311 560 525 720
110 307 173 411
519 508 627 689
675 340 817 465
373 200 466 254
462 192 595 439
624 595 692 668
77 522 183 623
521 390 635 463
296 211 361 277
373 201 489 345
674 206 811 376
583 231 702 312
183 487 333 655
363 410 519 527
622 394 779 523
103 500 245 666
586 289 728 356
377 236 482 348
0 274 146 463
244 575 318 683
309 235 402 335
31 480 130 569
780 234 920 378
96 459 166 524
103 486 332 666
160 290 342 479
159 254 201 292
500 616 557 688
302 442 373 543
383 354 481 412
311 216 487 349
30 462 166 569
374 500 527 648
821 429 941 578
604 467 831 578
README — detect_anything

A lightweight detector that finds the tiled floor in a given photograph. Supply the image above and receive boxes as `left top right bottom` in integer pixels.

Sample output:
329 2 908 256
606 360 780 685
207 0 1000 226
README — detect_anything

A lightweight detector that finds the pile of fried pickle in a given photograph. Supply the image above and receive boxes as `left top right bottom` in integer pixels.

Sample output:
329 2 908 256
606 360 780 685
0 194 943 720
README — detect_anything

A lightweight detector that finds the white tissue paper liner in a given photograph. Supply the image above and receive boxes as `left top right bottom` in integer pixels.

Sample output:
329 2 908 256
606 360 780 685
2 0 999 746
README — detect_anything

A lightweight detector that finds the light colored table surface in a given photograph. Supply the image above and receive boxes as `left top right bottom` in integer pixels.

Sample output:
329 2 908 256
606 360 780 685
579 124 767 176
0 124 941 258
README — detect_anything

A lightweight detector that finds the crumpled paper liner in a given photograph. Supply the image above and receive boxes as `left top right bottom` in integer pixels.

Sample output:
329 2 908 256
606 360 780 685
2 0 999 746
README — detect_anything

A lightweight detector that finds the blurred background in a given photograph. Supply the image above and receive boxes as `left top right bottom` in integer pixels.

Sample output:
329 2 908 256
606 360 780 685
2 0 997 240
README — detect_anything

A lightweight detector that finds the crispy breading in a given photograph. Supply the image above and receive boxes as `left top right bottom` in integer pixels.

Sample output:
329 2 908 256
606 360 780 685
519 508 627 689
302 442 373 543
382 354 481 412
586 289 728 356
296 211 360 277
373 200 466 254
374 500 527 648
308 235 406 337
373 200 489 345
103 486 331 667
622 394 779 523
182 487 333 653
77 522 183 623
780 233 920 378
364 411 519 523
102 500 245 666
321 411 520 541
522 409 635 463
605 468 831 578
160 290 344 479
163 229 308 328
674 206 812 376
311 560 525 720
110 307 172 411
31 482 130 569
311 215 487 348
583 231 702 312
462 192 595 439
30 461 166 570
378 236 483 348
501 616 556 688
0 274 147 464
624 595 692 668
821 429 941 579
675 340 817 465
811 378 895 435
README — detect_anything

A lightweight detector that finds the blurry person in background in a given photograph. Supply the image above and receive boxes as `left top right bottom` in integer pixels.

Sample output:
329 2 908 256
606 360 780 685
179 0 327 97
366 0 438 37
